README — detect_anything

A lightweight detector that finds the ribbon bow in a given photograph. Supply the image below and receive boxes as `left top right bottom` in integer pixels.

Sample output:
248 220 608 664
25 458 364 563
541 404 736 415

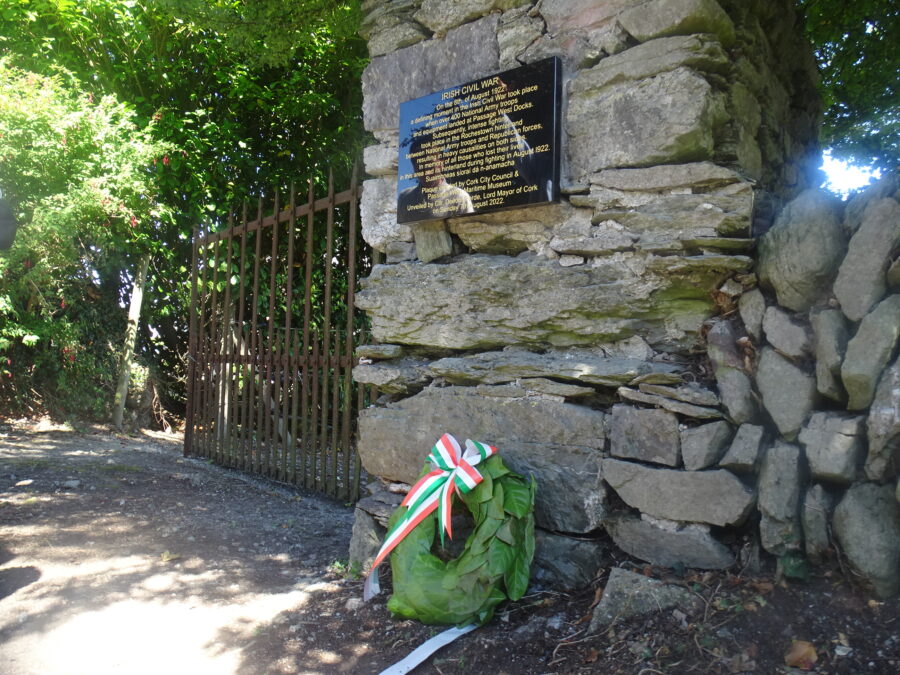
363 433 497 600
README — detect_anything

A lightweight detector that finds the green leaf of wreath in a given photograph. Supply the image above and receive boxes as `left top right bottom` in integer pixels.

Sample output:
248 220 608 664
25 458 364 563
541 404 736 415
384 455 536 626
502 479 531 518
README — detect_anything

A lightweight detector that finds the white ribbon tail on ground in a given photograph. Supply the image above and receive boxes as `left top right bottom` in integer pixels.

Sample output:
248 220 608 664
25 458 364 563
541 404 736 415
363 567 381 601
378 625 478 675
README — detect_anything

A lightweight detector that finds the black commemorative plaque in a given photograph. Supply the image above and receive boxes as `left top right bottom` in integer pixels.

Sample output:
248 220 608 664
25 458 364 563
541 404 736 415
396 57 562 224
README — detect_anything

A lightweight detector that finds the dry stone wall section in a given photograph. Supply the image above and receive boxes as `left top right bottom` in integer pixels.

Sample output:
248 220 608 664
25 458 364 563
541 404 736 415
348 0 900 598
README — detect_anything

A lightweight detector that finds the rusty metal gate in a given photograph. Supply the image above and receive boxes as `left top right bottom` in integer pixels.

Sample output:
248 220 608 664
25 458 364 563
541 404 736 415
184 169 370 501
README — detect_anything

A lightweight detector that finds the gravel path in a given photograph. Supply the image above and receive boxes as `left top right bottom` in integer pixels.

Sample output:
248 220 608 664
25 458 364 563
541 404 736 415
0 422 355 675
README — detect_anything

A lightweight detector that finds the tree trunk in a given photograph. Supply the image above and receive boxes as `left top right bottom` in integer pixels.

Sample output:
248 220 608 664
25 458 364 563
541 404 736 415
112 254 150 429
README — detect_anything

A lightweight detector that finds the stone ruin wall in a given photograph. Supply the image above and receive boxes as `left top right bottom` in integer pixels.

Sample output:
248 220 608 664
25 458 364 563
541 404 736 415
348 0 900 598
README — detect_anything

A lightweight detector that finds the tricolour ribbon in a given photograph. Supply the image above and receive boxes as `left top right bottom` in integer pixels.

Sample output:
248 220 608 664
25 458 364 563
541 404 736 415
363 433 497 600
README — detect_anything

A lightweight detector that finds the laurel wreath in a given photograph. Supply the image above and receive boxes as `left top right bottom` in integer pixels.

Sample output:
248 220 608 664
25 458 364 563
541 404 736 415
385 455 536 626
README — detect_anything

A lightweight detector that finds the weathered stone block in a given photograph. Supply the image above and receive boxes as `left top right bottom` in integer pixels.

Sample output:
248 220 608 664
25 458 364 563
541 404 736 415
811 308 850 402
639 383 719 406
360 0 429 57
355 344 405 360
412 221 453 263
428 347 681 387
802 484 835 563
363 137 399 177
681 420 733 470
361 177 411 252
533 530 613 592
606 514 734 569
448 202 590 255
719 423 765 473
618 386 723 419
348 507 385 574
758 441 803 556
602 458 755 526
357 253 750 352
589 567 701 632
352 358 431 395
357 386 608 533
567 67 721 182
706 320 758 424
762 306 811 358
834 199 900 321
617 0 735 46
842 294 900 410
739 288 766 342
518 378 595 398
758 189 846 312
757 348 817 440
414 0 527 35
569 34 729 95
798 412 865 484
589 161 741 193
362 15 500 131
834 483 900 598
866 357 900 481
582 183 755 251
610 404 681 466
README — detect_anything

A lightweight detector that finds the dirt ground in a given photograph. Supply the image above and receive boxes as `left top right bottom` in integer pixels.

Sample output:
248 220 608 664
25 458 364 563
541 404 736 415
1 421 897 674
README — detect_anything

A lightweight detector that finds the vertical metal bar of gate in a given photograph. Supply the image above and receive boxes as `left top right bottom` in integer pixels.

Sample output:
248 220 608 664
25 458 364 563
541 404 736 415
184 169 368 501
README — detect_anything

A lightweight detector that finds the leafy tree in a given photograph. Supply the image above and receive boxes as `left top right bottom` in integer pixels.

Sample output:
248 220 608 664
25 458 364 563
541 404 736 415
0 0 367 416
0 58 174 416
797 0 899 172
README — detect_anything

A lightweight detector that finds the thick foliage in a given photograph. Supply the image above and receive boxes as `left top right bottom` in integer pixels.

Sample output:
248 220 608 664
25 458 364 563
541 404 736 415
798 0 899 172
0 60 174 416
0 0 367 416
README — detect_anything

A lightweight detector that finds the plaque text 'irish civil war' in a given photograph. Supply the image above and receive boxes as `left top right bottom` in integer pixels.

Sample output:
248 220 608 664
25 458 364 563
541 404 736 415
397 57 562 224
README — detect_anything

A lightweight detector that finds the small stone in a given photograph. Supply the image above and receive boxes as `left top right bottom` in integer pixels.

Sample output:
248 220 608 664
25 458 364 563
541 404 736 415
762 306 811 357
842 294 900 410
589 567 701 632
798 412 865 484
681 421 733 470
413 221 453 263
62 480 81 489
811 309 850 402
605 514 734 569
638 383 719 407
354 344 404 360
719 423 765 473
533 530 613 592
602 458 756 527
351 358 430 394
345 597 363 612
385 241 417 263
758 442 803 556
610 404 681 466
706 320 758 424
559 254 585 267
866 357 900 481
518 378 595 398
618 387 723 419
757 347 817 440
833 482 900 598
738 288 766 342
803 484 836 563
834 198 900 321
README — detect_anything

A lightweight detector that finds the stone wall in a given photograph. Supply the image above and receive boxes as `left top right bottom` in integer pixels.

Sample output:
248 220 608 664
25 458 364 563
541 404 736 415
348 0 899 598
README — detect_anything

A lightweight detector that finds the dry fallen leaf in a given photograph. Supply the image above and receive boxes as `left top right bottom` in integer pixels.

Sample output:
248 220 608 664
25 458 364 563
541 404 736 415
583 648 599 664
784 640 818 670
751 580 774 594
160 550 180 563
588 585 604 610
